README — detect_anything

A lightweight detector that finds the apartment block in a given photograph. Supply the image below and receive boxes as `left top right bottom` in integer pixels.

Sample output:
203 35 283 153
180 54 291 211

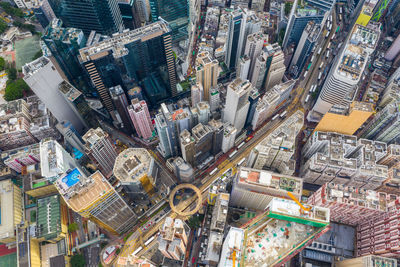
128 98 154 140
336 255 397 267
222 124 237 153
301 132 388 189
1 143 40 173
307 183 397 226
83 128 118 178
230 167 303 210
196 51 218 101
248 110 303 175
158 217 189 261
210 193 229 232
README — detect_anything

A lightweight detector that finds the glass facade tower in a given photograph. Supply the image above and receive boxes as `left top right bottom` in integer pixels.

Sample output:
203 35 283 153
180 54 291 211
48 0 123 35
149 0 189 42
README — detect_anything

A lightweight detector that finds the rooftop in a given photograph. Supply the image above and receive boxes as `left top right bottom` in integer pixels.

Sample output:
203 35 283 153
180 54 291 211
0 180 17 241
56 170 112 212
58 81 82 102
228 78 253 94
82 128 107 148
113 148 154 184
36 195 62 240
79 21 171 62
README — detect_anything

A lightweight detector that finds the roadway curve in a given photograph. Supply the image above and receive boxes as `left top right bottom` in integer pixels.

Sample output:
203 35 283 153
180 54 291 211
169 183 202 217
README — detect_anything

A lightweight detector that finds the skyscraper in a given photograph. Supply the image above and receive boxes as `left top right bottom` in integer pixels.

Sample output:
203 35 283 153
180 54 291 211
79 20 177 108
42 19 92 94
149 0 189 42
48 0 124 35
310 23 380 119
127 98 154 140
158 217 189 260
109 85 133 134
282 0 326 50
237 55 251 81
154 103 179 158
360 102 400 144
263 43 286 90
191 83 203 107
196 51 219 101
56 169 136 235
223 78 253 133
23 57 87 134
245 31 267 81
82 128 119 178
225 8 247 69
289 21 321 78
113 148 160 214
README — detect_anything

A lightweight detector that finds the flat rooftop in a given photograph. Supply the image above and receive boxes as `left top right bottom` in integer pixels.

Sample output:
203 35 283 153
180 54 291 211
113 148 153 183
56 170 113 212
0 180 16 241
242 198 329 266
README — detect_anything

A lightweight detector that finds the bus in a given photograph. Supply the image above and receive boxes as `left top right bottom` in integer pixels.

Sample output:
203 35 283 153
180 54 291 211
144 235 156 246
132 246 143 256
325 31 329 38
209 168 218 176
331 33 335 40
311 55 315 62
198 228 202 237
237 142 245 149
318 72 322 80
305 95 310 103
319 62 324 69
280 111 287 118
327 42 331 49
339 14 342 21
229 150 238 158
317 47 322 54
303 70 308 78
271 114 279 121
339 7 342 14
326 51 330 58
237 158 246 166
307 62 312 70
336 26 340 33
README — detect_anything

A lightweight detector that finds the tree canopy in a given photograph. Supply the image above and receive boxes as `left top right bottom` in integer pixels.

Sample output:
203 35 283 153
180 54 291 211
70 254 85 267
0 57 5 71
4 79 30 101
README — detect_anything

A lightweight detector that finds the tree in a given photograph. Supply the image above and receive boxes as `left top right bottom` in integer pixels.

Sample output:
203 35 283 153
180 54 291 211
116 248 121 255
0 20 7 34
32 50 43 61
6 67 17 80
4 79 30 101
0 57 5 71
70 254 85 267
68 222 78 233
0 2 24 18
284 2 293 16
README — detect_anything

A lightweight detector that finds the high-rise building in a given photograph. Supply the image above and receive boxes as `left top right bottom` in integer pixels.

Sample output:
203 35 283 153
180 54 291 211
56 169 136 235
307 0 335 12
127 98 154 140
48 0 123 35
82 128 118 178
310 23 380 119
78 20 177 108
191 102 210 125
23 57 87 134
149 0 189 42
0 179 23 245
211 193 229 232
245 31 267 81
209 87 220 112
250 51 267 89
42 19 92 94
225 8 247 69
166 156 194 183
179 129 195 167
208 119 224 156
308 183 397 226
109 85 134 134
237 55 251 81
191 83 203 107
314 102 374 135
158 217 189 260
248 110 304 175
223 78 252 133
379 79 400 108
40 139 78 182
245 88 260 127
56 121 86 154
222 124 237 153
336 255 397 267
32 0 56 28
282 0 326 50
301 132 388 188
230 167 303 210
1 144 40 173
113 148 160 213
196 51 218 102
385 34 400 61
118 0 141 30
263 43 285 90
360 102 400 144
289 21 321 78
